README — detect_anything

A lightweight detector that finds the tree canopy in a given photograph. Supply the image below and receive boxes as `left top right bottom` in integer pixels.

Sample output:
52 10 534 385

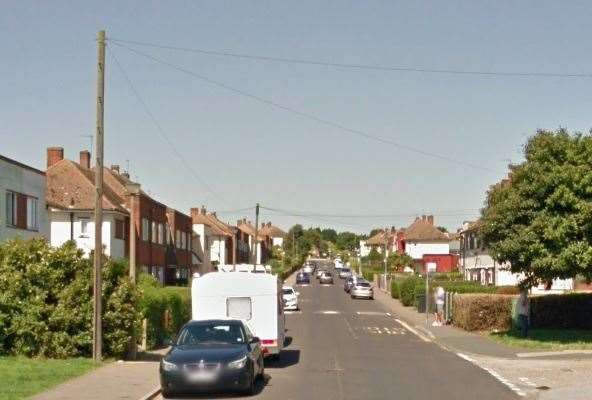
480 129 592 287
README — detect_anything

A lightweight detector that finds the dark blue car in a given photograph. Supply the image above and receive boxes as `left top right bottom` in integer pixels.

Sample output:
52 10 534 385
296 271 311 285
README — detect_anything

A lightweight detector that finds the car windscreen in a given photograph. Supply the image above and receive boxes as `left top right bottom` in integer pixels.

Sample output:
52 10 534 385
282 289 293 295
176 323 245 346
342 268 351 272
356 282 371 287
323 272 332 276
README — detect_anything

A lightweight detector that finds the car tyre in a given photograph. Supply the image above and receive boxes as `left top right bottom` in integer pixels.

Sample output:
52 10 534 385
161 388 174 399
242 368 256 396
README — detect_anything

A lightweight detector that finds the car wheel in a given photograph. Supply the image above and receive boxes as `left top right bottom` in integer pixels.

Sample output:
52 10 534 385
161 388 174 399
242 368 256 396
258 356 265 378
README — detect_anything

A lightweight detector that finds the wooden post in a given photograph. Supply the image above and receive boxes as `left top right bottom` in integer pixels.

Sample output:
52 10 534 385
93 29 106 363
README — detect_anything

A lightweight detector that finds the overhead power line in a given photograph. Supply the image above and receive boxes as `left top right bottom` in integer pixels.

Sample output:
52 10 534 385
107 46 229 206
260 205 480 219
109 38 592 79
110 41 495 172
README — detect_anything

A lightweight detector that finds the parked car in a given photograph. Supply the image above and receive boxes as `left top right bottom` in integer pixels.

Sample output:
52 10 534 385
159 319 264 397
350 280 374 299
316 269 327 279
339 268 352 279
282 286 299 311
344 276 355 292
302 264 314 275
296 271 311 285
319 271 334 285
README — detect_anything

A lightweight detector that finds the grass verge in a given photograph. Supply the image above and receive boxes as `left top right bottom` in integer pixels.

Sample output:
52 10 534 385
0 356 99 400
489 329 592 351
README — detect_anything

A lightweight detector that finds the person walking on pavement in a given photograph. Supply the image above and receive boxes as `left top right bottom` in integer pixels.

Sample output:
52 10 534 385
433 286 445 326
517 286 530 337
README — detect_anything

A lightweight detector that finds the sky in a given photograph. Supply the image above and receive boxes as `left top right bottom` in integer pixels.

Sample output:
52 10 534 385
2 1 592 233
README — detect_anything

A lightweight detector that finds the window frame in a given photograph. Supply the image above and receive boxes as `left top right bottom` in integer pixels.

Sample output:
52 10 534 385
5 191 17 227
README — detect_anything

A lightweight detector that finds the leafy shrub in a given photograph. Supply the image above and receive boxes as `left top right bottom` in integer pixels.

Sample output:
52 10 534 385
0 238 139 358
399 275 422 306
530 293 592 329
452 294 514 331
138 274 191 349
362 270 375 282
390 280 400 299
432 272 464 281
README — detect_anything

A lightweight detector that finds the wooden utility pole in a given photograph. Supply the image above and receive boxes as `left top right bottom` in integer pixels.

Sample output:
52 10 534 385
93 29 106 363
253 203 260 267
383 227 389 288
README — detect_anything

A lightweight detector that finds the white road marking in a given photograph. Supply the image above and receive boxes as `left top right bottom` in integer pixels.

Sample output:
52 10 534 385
361 326 407 335
519 377 537 387
356 311 388 316
394 319 431 342
284 310 302 314
343 317 358 340
315 310 341 314
457 353 526 397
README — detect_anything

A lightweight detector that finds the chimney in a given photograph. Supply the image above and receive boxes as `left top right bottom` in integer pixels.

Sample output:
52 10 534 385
267 222 272 227
243 218 247 224
47 147 64 168
237 219 243 226
190 207 201 221
422 215 426 222
201 205 206 215
427 215 434 225
110 164 120 174
121 172 130 179
79 150 91 169
211 212 217 217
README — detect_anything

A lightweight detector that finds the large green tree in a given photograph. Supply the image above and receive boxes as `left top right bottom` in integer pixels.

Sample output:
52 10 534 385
480 129 592 287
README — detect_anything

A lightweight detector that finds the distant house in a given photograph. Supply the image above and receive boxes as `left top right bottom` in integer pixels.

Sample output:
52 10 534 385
1 154 49 242
460 220 573 292
259 222 286 248
403 215 454 272
365 227 401 255
235 219 269 264
191 206 235 270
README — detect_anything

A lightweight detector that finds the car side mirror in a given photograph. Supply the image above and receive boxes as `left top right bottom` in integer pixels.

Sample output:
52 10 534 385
250 337 260 344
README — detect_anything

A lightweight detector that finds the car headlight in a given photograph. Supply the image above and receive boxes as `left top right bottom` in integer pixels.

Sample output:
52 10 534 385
162 359 179 372
228 356 248 369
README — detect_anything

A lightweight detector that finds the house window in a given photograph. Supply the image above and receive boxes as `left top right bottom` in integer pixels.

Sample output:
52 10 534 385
166 223 171 244
186 232 191 250
158 223 164 245
26 197 38 230
181 231 186 249
5 191 17 227
151 221 157 243
176 230 181 248
115 219 125 240
80 217 90 237
141 218 149 241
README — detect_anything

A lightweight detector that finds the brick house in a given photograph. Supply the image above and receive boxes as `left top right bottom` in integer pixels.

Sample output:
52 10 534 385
46 147 194 284
191 206 235 271
1 154 49 242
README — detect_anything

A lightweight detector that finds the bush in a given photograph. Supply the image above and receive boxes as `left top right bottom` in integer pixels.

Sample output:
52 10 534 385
452 294 514 331
432 272 464 281
399 275 422 306
138 274 191 349
530 293 592 329
362 270 375 282
0 238 139 358
391 280 401 299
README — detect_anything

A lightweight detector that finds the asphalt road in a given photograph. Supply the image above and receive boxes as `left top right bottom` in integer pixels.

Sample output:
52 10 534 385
159 270 517 399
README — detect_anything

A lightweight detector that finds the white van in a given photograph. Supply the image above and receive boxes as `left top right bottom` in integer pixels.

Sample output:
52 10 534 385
191 272 285 358
218 264 271 274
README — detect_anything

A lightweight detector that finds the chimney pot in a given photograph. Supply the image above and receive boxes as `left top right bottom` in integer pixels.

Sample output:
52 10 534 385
110 164 120 173
427 215 434 225
201 206 206 214
47 147 64 168
121 172 130 178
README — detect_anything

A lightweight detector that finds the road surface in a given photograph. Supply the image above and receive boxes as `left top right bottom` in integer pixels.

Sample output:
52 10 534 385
158 271 517 399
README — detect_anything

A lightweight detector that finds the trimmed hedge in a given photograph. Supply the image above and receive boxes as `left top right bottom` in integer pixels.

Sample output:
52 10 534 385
391 280 401 299
452 294 514 331
400 275 422 306
138 274 190 349
530 293 592 329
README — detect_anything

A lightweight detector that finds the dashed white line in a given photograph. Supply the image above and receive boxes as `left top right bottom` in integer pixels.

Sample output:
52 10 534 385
343 317 358 340
315 310 341 314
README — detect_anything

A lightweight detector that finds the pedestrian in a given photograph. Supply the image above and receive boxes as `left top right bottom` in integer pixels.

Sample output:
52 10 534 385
433 286 445 326
517 286 530 338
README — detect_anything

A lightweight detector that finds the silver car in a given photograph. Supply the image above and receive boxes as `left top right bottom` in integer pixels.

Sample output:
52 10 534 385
338 268 352 279
319 271 334 285
350 281 374 299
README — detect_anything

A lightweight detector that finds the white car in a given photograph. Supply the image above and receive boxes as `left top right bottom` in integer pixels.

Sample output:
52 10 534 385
302 264 314 275
282 286 299 311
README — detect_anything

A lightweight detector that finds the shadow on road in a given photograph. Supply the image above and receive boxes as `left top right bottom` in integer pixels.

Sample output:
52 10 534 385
264 349 300 369
165 374 270 399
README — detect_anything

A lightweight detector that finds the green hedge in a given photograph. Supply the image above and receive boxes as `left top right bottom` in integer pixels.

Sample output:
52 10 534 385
391 280 401 299
0 239 139 358
452 294 514 331
400 276 422 306
362 270 375 282
138 274 190 349
530 293 592 329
